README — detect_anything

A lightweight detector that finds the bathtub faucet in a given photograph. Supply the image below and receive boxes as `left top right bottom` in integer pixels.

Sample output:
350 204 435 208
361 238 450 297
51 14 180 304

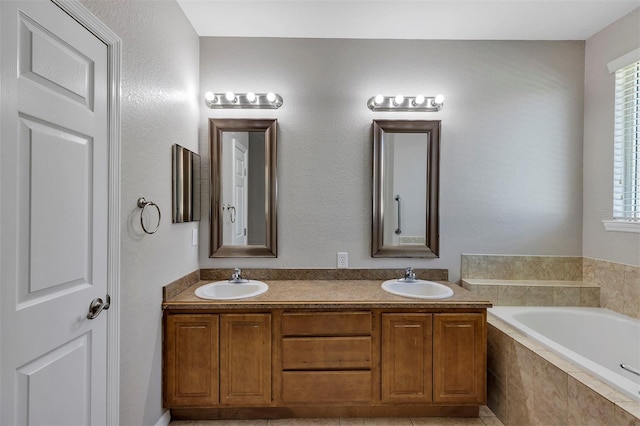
620 363 640 377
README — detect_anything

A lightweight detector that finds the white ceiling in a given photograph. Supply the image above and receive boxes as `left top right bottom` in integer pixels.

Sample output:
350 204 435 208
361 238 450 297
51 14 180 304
177 0 639 40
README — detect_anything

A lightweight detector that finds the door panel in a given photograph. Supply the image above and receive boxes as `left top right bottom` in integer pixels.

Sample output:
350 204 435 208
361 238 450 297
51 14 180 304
1 1 109 424
220 314 271 405
164 315 219 407
433 313 486 403
232 141 247 245
381 313 433 403
17 334 91 426
23 116 92 295
19 13 94 108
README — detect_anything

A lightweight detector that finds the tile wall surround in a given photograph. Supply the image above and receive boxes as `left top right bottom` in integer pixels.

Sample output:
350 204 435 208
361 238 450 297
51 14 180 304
461 279 600 308
460 254 640 319
583 258 640 320
461 255 583 281
487 316 640 426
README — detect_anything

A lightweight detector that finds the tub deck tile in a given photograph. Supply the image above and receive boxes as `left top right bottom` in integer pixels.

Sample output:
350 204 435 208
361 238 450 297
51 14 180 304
532 356 569 426
569 371 637 404
568 376 615 426
615 402 640 420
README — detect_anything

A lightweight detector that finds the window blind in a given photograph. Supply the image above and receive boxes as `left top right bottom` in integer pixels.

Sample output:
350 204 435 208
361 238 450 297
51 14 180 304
613 60 640 220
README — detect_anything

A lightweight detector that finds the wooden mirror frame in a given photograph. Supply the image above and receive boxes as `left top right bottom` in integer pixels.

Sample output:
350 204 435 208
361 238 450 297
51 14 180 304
372 120 440 258
209 118 278 257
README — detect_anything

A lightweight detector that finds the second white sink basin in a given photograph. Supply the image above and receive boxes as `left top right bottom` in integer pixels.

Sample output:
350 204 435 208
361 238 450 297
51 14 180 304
381 279 454 300
195 280 268 300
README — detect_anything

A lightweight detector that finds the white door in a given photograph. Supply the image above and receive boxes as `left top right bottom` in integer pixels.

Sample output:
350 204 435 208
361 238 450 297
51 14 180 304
232 141 248 245
221 133 248 246
1 1 110 425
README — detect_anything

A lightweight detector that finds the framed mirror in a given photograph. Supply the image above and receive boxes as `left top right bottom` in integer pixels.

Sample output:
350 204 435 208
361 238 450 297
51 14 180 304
372 120 440 258
209 118 277 257
172 144 201 223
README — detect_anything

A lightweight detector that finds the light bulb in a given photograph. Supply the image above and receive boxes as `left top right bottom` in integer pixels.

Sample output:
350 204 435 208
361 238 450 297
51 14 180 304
374 94 384 105
204 91 215 101
225 91 236 102
414 95 425 105
394 95 405 105
246 92 256 102
266 92 276 102
434 94 445 105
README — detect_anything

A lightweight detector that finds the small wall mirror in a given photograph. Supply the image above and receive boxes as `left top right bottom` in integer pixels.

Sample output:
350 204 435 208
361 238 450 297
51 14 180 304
372 120 440 258
209 118 277 257
172 144 201 223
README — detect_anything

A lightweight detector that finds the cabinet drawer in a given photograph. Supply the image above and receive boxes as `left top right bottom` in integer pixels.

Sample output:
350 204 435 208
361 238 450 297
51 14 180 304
281 371 372 403
282 337 371 370
281 312 371 336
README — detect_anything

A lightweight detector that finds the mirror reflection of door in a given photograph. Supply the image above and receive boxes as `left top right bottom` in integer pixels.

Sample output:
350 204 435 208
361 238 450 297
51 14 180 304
372 119 440 258
209 118 277 257
222 133 248 245
221 131 266 246
382 132 427 247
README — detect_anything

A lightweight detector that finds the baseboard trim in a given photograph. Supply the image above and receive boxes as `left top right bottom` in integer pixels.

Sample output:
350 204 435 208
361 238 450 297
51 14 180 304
155 410 171 426
171 405 480 420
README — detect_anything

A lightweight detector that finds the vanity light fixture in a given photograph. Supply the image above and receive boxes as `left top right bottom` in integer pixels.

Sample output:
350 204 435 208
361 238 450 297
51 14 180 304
367 94 444 112
204 91 283 109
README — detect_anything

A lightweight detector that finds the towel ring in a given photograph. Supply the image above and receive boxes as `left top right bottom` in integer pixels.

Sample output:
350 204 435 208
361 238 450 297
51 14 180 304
137 197 161 234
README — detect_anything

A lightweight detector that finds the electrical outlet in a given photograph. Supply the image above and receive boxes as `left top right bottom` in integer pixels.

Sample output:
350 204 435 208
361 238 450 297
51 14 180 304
192 228 198 246
337 252 348 269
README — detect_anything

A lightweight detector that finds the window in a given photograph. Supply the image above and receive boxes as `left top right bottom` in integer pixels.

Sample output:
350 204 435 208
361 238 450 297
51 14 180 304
605 50 640 233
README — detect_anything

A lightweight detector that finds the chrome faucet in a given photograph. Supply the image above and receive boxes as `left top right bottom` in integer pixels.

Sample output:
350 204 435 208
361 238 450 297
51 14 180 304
229 268 248 283
404 267 417 282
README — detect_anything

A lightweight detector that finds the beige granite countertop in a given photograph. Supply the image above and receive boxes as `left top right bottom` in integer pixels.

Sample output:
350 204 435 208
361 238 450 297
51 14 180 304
163 280 492 310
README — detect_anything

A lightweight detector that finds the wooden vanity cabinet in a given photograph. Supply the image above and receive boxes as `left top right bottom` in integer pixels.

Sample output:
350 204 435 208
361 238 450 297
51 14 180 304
381 314 433 403
164 314 219 407
220 314 271 405
381 312 486 405
164 308 486 414
433 313 486 403
280 311 373 405
164 313 271 408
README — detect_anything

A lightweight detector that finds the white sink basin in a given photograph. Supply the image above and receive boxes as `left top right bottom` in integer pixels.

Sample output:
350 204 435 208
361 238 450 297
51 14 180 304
195 280 268 300
381 279 454 300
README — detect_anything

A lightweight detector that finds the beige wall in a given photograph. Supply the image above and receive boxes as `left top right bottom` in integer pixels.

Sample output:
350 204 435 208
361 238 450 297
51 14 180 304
79 1 199 424
199 38 585 282
583 8 640 266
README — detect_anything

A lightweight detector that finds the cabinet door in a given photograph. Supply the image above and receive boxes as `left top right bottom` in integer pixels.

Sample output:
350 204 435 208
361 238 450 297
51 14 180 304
433 313 486 403
381 314 433 403
220 313 272 405
164 314 219 407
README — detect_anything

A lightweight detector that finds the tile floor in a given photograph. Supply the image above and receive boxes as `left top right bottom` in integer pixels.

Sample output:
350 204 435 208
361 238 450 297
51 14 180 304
169 405 504 426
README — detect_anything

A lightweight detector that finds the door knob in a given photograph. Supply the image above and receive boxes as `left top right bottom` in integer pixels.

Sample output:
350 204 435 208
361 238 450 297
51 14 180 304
87 294 111 319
